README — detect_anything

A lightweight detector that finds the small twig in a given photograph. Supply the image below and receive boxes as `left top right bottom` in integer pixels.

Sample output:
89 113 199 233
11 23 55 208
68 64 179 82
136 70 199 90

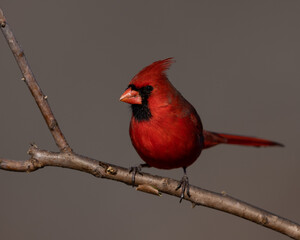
0 145 299 239
0 8 71 152
0 8 299 240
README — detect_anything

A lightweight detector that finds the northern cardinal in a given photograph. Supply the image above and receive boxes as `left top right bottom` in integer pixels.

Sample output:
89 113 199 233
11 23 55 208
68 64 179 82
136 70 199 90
120 58 282 201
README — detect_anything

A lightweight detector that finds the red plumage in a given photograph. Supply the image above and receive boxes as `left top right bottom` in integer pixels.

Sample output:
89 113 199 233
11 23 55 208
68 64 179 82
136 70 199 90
203 130 283 149
128 58 203 169
120 58 282 199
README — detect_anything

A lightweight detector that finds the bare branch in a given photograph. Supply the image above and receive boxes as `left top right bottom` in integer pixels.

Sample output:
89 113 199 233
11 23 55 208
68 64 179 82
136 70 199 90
0 8 71 152
0 145 299 239
0 8 299 240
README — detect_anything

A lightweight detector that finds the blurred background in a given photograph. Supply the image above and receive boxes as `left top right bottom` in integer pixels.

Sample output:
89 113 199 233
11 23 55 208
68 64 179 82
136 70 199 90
0 1 299 239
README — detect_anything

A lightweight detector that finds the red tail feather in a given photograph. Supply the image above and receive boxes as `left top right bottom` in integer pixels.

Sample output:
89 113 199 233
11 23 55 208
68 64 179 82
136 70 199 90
203 130 283 149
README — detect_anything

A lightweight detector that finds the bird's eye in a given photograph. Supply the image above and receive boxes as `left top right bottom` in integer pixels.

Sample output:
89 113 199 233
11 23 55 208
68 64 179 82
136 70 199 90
145 85 153 92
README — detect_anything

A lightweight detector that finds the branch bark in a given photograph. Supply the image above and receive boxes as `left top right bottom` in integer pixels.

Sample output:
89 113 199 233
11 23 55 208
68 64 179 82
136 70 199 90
0 8 299 240
0 8 71 153
1 145 299 239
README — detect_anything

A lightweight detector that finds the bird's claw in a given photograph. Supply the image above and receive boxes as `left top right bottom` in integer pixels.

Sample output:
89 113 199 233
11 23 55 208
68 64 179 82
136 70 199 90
129 165 144 186
176 175 191 203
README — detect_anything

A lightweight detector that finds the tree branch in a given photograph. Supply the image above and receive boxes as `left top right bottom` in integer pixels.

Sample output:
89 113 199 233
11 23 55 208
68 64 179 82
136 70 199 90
0 145 299 239
0 8 299 240
0 8 71 153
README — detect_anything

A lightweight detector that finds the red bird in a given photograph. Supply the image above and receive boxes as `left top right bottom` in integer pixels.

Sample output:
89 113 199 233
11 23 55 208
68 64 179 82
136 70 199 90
120 58 282 201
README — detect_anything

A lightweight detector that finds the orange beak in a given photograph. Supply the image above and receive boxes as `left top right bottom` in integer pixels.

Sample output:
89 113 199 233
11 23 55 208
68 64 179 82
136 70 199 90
119 88 142 105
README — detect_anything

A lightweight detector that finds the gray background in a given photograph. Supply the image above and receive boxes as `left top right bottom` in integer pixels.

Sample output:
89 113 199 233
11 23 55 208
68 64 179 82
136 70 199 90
0 1 299 239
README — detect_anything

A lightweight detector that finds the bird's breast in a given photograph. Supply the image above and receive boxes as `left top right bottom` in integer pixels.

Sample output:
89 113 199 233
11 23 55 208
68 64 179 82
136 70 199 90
129 111 203 169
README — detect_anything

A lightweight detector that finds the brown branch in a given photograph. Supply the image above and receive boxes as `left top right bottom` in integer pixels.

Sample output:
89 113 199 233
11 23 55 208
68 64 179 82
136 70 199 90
0 145 299 239
0 8 71 153
0 8 299 240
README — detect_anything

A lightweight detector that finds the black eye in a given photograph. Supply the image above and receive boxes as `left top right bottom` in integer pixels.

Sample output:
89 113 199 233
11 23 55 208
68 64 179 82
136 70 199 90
138 85 153 100
145 85 153 92
140 85 153 95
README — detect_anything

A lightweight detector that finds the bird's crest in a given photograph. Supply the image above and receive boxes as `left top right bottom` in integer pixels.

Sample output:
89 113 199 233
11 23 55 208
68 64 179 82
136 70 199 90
130 58 174 87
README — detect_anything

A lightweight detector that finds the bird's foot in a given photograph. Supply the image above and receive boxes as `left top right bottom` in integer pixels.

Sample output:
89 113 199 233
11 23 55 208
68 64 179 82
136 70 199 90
129 163 149 186
176 174 191 203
